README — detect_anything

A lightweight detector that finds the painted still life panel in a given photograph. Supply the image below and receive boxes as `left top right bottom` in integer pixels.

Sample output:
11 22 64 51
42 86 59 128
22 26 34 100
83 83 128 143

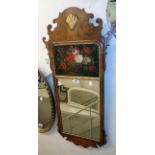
53 43 99 77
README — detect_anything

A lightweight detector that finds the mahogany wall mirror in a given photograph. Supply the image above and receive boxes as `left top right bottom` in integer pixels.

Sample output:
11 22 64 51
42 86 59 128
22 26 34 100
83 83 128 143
38 70 55 133
43 7 106 147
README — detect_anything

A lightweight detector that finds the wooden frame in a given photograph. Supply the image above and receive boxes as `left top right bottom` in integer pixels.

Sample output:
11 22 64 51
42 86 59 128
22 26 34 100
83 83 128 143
43 7 106 147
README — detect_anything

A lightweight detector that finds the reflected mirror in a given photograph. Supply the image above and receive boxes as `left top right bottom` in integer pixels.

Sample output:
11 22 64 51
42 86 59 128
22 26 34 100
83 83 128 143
38 70 55 133
57 78 100 141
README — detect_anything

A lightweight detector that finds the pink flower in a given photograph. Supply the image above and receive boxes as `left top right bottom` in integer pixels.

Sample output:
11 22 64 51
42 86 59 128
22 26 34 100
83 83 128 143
72 49 79 56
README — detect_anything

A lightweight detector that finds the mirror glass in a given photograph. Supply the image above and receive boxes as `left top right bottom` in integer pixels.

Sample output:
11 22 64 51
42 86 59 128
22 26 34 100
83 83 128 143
57 78 100 141
38 71 55 132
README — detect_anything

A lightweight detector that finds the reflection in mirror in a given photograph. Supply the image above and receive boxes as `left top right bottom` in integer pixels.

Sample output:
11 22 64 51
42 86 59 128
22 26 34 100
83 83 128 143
38 71 55 133
57 78 100 141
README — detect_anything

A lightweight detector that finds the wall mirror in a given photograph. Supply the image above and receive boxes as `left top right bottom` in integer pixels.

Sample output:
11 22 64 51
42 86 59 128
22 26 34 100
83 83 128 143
38 70 55 133
43 7 106 147
57 77 100 141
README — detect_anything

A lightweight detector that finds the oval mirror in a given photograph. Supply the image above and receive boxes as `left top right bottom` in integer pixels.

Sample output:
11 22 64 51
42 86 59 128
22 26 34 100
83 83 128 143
38 70 55 133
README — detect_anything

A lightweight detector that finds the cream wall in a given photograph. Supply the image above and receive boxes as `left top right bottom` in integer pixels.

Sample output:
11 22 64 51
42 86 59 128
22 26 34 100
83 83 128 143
38 0 116 155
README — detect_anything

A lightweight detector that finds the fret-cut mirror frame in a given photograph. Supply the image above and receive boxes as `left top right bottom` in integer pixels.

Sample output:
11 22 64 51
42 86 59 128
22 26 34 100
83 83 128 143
43 7 106 147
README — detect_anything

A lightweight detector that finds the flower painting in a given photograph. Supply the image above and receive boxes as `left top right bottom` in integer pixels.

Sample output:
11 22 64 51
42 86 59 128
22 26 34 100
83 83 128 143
53 43 99 77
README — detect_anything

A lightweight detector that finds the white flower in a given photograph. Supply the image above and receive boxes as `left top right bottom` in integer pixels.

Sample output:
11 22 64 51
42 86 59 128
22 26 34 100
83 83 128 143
83 56 91 65
74 54 83 63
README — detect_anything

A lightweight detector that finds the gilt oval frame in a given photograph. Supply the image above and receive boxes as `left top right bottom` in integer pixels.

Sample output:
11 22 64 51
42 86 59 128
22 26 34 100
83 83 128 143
38 70 55 133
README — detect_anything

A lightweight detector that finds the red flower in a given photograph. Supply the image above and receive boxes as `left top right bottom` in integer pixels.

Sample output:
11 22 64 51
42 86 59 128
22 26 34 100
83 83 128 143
66 54 74 62
83 47 90 55
88 65 95 72
60 61 67 71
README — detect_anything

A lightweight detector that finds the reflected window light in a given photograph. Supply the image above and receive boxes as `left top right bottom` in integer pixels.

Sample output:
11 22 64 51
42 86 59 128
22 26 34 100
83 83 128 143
58 81 62 86
89 81 93 86
40 96 43 101
72 79 80 84
76 80 80 84
72 79 76 83
38 123 43 128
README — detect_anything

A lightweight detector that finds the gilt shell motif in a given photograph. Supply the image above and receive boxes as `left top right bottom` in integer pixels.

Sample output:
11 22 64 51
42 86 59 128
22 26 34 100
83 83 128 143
66 14 78 30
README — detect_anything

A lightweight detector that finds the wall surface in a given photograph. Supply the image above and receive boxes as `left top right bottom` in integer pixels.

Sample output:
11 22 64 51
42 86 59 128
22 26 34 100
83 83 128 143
38 0 116 155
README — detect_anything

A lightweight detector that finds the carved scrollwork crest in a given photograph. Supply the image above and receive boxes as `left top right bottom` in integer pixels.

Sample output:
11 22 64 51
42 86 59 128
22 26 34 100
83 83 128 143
43 7 103 48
